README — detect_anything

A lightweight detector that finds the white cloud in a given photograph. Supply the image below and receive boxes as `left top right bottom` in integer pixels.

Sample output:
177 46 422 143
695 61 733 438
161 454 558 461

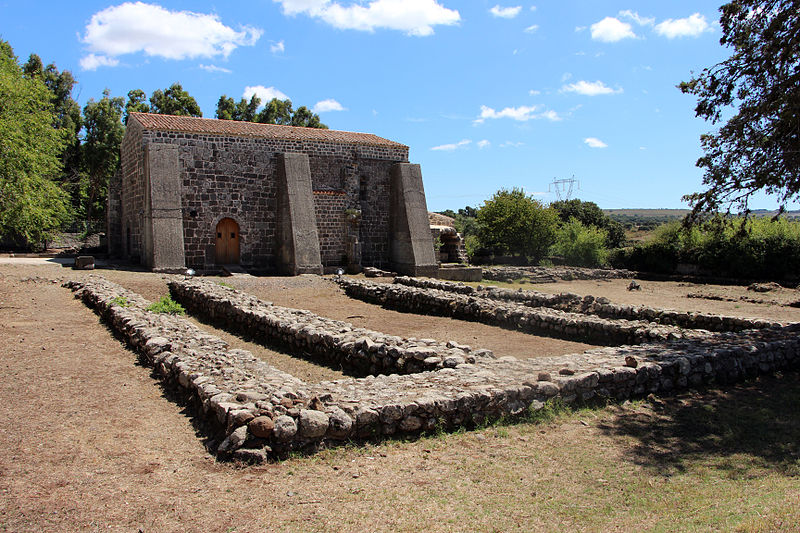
539 110 562 121
274 0 460 36
431 139 471 151
198 64 232 73
524 24 539 33
619 10 654 26
590 17 636 42
476 104 561 123
561 80 622 96
477 139 490 149
80 2 262 68
500 141 524 148
655 13 710 38
584 137 608 148
270 40 285 53
243 85 289 103
489 5 522 19
79 53 119 71
528 89 541 96
313 98 345 112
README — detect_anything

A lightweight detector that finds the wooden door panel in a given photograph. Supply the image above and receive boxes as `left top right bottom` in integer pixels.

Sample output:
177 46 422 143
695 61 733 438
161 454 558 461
215 218 240 264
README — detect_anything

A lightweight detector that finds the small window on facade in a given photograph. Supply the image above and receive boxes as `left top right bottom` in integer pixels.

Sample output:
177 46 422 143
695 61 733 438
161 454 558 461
359 176 368 202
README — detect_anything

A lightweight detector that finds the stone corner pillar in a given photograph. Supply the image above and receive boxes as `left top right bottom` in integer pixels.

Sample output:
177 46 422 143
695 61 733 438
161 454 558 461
389 163 438 277
276 153 323 275
145 143 186 273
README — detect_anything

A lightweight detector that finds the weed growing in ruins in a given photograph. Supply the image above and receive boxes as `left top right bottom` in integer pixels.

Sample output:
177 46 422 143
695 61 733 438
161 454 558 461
110 296 130 308
218 281 233 289
146 295 185 315
524 397 570 425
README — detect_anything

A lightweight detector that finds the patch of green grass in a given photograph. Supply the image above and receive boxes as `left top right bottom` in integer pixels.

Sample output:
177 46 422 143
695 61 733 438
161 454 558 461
145 295 185 315
110 296 130 308
218 281 233 289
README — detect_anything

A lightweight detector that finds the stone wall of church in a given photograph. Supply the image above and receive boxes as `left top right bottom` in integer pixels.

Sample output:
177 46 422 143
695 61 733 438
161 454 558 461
124 129 408 271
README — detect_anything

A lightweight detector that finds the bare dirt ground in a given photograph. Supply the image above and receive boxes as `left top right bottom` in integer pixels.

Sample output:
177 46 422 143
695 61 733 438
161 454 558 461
1 262 798 532
481 277 800 324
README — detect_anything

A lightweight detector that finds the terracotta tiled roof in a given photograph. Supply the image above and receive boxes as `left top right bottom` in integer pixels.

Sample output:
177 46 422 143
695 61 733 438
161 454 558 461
129 112 407 148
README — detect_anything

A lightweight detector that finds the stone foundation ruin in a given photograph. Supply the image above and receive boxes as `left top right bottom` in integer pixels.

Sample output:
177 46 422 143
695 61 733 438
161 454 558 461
66 274 799 463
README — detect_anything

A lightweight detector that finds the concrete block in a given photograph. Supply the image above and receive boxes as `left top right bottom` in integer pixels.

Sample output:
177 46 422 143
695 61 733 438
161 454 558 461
73 256 95 270
144 144 186 272
389 163 437 276
277 153 323 275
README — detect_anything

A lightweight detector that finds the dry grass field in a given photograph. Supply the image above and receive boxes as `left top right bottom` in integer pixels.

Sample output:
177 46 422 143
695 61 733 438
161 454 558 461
0 261 798 532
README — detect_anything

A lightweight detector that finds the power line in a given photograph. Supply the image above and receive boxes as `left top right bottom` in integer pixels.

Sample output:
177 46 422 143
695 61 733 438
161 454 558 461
549 176 580 201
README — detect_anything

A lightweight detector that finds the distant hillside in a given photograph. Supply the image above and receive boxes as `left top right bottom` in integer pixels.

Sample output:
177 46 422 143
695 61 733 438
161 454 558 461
604 208 800 231
604 208 800 219
604 209 690 219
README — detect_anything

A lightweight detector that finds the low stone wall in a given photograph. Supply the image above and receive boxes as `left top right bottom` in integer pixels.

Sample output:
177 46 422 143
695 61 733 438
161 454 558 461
341 278 708 345
169 279 491 375
483 265 635 283
394 276 781 333
66 275 800 464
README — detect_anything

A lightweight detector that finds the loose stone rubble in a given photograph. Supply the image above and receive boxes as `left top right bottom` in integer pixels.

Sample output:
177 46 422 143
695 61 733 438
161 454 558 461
393 276 780 333
66 275 800 464
482 265 635 283
339 278 711 344
169 279 491 375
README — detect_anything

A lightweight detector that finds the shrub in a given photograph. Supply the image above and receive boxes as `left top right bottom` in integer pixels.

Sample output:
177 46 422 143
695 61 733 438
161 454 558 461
614 217 800 279
552 218 609 267
477 188 559 262
146 295 185 315
110 296 130 308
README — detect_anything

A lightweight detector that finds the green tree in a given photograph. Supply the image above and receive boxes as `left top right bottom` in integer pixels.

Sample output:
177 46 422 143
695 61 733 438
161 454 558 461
81 89 125 222
0 40 71 247
215 95 236 120
22 54 82 213
679 0 800 216
552 218 609 267
291 105 327 128
477 188 559 262
215 94 260 121
253 98 327 128
256 98 293 125
149 82 202 117
551 199 625 248
124 89 150 123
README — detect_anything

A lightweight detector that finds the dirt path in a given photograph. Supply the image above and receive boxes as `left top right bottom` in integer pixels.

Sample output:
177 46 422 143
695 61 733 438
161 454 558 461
0 263 797 532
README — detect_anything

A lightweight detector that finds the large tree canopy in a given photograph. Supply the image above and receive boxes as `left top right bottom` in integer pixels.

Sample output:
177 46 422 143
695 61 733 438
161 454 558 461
215 95 328 129
82 90 125 222
477 188 559 261
0 41 71 246
149 83 202 117
680 0 800 216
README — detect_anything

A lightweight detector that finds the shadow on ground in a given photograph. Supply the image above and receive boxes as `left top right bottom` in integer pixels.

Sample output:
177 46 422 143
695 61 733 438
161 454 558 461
598 372 800 478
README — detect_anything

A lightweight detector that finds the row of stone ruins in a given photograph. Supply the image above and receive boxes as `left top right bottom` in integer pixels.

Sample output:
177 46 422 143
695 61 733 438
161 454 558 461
66 275 799 463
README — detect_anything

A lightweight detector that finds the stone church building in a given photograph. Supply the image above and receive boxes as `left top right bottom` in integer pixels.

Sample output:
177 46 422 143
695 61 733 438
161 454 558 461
108 113 436 276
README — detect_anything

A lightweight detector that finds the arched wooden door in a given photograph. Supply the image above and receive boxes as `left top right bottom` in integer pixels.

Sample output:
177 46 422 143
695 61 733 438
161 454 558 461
215 218 240 265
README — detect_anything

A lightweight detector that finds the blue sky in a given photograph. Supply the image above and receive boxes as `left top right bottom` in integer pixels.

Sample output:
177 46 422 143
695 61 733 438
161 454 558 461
2 0 783 211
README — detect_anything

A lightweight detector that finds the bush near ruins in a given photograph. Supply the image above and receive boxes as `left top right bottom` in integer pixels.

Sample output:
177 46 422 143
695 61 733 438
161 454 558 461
612 217 800 280
146 295 185 315
552 219 610 267
551 199 625 248
476 188 559 263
